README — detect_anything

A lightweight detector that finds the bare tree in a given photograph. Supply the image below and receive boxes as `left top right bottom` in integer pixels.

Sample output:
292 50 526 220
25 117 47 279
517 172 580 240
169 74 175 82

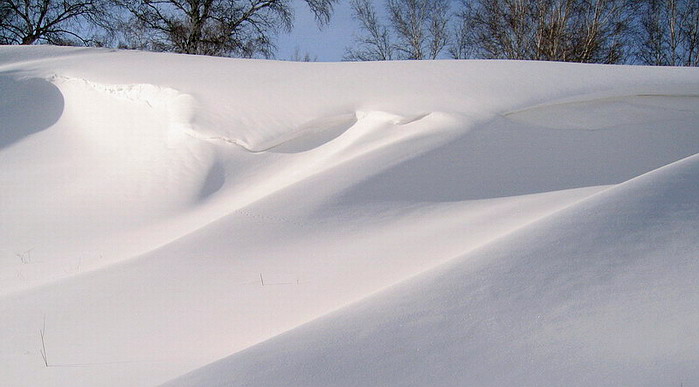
111 0 337 57
387 0 450 59
0 2 10 34
452 0 535 60
565 0 635 63
345 0 451 61
344 0 394 60
289 45 317 61
0 0 104 45
451 0 635 64
636 0 699 66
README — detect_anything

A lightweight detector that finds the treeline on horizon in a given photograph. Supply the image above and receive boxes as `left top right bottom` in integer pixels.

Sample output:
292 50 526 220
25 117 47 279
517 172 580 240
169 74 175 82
1 0 698 66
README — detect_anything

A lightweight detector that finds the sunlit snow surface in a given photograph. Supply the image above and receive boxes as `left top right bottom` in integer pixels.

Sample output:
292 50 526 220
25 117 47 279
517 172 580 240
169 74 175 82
0 46 698 386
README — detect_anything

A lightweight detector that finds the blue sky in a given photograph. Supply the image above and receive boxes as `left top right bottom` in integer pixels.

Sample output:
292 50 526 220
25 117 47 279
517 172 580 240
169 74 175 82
276 1 358 62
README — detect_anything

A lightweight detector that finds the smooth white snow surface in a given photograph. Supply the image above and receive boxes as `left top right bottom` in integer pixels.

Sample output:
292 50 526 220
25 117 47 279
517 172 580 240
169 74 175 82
0 46 698 386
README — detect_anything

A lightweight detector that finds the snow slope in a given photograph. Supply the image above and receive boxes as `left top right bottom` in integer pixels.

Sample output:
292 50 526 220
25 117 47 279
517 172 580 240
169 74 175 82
168 150 699 387
0 46 698 386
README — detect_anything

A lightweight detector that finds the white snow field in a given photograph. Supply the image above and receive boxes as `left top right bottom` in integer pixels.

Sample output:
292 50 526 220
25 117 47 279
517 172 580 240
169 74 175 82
0 46 698 387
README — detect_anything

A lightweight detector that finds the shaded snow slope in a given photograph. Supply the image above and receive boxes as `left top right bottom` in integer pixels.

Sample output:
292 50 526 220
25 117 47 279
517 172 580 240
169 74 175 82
1 46 698 386
168 152 699 387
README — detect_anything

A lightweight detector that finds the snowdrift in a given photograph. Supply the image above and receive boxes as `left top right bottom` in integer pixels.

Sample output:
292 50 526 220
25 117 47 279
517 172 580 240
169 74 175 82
168 152 699 387
0 46 698 386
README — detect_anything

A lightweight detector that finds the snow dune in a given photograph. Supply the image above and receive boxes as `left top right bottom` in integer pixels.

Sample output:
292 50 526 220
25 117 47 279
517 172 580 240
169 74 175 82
168 151 699 387
0 46 698 386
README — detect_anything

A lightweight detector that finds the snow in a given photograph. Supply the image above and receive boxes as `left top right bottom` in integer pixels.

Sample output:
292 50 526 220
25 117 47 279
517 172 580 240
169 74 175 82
0 45 698 386
168 152 699 387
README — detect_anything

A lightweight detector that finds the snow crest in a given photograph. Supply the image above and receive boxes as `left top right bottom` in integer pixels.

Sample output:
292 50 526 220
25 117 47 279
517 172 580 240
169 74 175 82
49 74 198 145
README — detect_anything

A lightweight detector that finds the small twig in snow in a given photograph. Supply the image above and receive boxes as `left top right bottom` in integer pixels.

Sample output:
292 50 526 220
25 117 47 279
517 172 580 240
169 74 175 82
16 249 32 264
39 315 48 367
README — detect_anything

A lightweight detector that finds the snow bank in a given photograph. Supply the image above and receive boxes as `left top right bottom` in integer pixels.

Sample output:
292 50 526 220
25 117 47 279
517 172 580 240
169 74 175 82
0 46 698 386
